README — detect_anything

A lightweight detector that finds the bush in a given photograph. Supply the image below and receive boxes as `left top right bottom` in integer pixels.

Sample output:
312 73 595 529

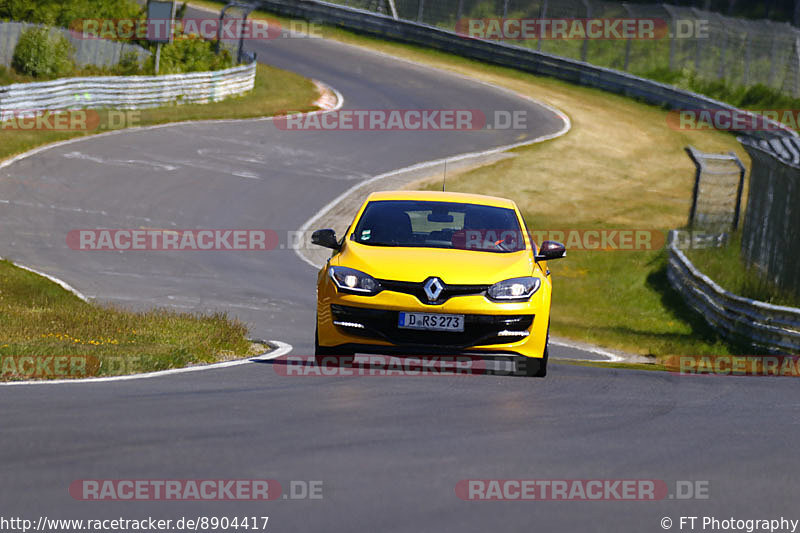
1 0 141 28
114 50 143 75
148 37 233 74
12 27 74 78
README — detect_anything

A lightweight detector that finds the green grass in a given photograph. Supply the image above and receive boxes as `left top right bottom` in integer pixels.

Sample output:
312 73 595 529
545 246 742 358
430 172 744 359
0 62 320 164
192 0 800 131
0 53 319 379
0 260 258 380
0 65 36 85
554 359 669 373
686 234 800 308
188 0 758 359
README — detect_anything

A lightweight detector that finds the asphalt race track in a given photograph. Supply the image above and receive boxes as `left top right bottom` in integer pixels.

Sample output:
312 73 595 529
1 14 799 533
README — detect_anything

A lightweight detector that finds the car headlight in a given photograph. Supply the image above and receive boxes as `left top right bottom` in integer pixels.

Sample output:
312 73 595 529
328 266 381 295
487 276 541 301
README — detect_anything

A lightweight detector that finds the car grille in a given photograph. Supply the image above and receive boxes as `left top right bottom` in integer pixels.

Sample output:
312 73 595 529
377 278 488 305
331 304 533 349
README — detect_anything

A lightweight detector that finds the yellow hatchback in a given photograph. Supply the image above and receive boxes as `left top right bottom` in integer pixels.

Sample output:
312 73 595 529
311 190 565 377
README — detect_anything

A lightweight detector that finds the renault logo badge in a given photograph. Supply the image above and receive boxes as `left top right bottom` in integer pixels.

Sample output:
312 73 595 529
423 277 444 302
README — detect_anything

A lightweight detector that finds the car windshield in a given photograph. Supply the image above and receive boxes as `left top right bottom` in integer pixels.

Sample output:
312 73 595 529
351 200 526 253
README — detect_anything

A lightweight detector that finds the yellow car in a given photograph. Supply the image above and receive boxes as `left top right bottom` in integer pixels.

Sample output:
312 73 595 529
311 190 565 377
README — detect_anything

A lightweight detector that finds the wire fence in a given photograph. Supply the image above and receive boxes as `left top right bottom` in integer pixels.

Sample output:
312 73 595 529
0 22 150 69
216 3 257 64
337 0 800 98
684 146 746 235
739 140 800 300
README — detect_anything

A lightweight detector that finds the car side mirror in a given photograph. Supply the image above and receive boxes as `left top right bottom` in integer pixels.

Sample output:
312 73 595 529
535 240 566 261
311 229 340 250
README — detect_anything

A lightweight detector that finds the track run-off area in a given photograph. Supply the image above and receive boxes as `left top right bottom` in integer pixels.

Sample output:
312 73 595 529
0 9 798 532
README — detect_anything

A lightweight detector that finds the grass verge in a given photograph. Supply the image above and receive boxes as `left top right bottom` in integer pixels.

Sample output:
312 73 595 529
196 1 757 359
1 58 319 379
0 62 320 164
0 260 260 380
686 234 800 308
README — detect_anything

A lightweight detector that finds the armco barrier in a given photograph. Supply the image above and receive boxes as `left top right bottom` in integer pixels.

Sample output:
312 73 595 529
0 62 256 112
738 139 800 298
257 0 794 145
667 232 800 354
259 0 800 352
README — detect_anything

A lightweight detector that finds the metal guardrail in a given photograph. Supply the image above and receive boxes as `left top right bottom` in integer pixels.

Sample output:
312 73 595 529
338 1 800 99
258 0 800 351
738 140 800 300
667 232 800 354
258 0 795 145
0 62 257 112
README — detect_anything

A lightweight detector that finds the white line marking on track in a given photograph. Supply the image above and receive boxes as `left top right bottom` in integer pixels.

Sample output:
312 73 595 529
0 81 344 172
0 258 90 303
550 340 625 363
0 341 293 386
293 110 571 270
0 79 340 386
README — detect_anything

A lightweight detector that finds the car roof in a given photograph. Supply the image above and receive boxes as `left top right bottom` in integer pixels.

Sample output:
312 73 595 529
364 190 517 209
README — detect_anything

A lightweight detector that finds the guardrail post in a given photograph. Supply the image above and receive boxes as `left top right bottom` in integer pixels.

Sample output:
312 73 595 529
691 8 703 73
662 4 677 71
717 15 727 80
416 0 425 23
387 0 399 20
622 3 633 71
731 151 746 231
685 146 703 229
743 30 751 87
767 22 779 87
580 0 592 62
538 0 548 52
795 37 800 97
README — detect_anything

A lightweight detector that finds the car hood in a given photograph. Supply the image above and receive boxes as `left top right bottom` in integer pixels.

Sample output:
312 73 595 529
336 242 535 285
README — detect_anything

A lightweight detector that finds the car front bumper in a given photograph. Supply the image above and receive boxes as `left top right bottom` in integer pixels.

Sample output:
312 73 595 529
316 282 550 358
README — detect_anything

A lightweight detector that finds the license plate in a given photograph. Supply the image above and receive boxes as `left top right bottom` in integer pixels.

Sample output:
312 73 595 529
398 312 464 332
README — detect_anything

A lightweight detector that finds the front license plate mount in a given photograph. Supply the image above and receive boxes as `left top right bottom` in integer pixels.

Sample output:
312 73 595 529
398 312 465 332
